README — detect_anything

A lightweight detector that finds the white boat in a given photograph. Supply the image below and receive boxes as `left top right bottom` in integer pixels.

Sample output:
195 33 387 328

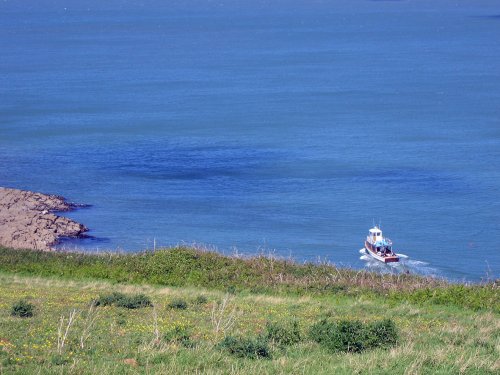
364 226 399 263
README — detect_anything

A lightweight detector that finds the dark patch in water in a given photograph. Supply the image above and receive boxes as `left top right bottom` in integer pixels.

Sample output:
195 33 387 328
71 203 93 208
99 141 275 181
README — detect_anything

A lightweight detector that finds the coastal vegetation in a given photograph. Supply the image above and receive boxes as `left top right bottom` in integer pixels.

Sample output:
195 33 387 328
0 246 498 312
10 300 35 318
0 246 498 373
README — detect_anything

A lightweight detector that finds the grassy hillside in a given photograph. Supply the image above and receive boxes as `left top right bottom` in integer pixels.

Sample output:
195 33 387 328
0 246 498 312
0 246 498 374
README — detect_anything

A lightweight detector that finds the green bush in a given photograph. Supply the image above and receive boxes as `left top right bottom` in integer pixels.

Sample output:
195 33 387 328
168 298 188 309
95 292 126 306
116 294 152 309
365 319 398 349
11 300 35 318
194 295 208 305
95 292 152 309
313 320 366 353
266 320 302 346
218 336 271 359
309 319 398 353
163 326 195 348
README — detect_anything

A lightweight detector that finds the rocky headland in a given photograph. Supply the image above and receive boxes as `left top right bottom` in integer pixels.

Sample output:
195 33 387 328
0 187 88 250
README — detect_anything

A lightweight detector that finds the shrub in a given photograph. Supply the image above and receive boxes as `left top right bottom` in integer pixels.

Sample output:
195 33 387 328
365 319 398 348
95 292 152 309
194 295 208 305
309 319 336 345
309 319 398 353
168 298 188 310
324 320 366 353
218 336 271 359
116 294 152 309
163 326 195 348
226 286 237 295
266 320 302 346
11 300 35 318
95 292 126 306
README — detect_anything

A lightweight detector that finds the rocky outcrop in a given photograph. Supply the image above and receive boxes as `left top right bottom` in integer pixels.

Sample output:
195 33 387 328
0 187 89 250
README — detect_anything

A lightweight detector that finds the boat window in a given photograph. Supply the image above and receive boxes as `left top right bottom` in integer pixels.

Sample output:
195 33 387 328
376 232 381 236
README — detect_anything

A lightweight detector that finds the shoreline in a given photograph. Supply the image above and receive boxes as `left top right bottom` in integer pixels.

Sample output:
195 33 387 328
0 187 495 283
0 187 89 250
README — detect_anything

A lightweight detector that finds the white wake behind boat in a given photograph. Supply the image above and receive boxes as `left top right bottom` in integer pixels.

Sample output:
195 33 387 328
364 226 399 263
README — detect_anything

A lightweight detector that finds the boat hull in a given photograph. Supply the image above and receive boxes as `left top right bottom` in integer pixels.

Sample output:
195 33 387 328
364 241 399 263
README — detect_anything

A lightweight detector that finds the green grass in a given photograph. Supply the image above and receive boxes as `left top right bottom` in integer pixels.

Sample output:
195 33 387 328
0 273 498 374
0 246 498 312
0 246 498 373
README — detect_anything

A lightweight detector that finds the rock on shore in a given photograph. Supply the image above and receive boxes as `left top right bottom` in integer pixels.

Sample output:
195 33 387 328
0 187 89 250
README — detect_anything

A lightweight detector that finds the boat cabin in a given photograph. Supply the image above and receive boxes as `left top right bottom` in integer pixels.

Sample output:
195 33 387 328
368 227 383 243
367 227 393 253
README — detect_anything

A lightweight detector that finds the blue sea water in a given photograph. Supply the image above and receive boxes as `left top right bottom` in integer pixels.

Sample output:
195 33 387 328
1 0 499 281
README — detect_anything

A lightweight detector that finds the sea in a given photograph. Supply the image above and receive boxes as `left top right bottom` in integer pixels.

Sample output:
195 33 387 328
1 0 499 281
